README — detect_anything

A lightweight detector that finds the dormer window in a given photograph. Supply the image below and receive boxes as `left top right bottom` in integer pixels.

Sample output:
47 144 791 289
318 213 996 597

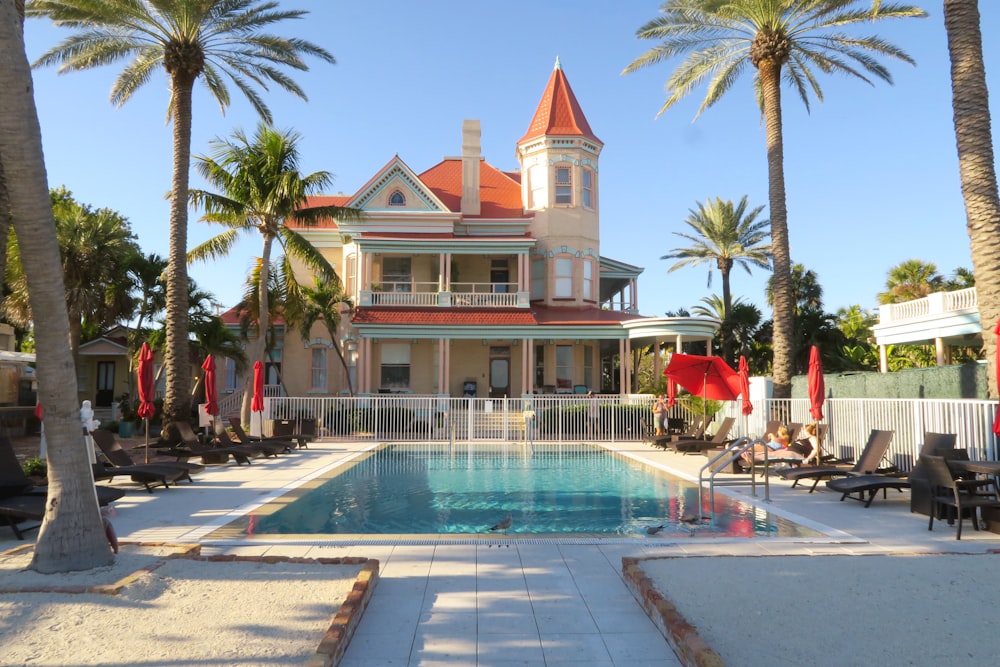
388 190 406 206
555 166 572 205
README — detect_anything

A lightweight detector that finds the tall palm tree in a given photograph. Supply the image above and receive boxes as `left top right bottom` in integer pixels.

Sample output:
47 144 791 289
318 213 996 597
27 0 335 425
878 259 944 304
624 0 926 398
289 275 355 395
942 0 1000 396
188 124 363 401
662 195 771 363
0 0 111 572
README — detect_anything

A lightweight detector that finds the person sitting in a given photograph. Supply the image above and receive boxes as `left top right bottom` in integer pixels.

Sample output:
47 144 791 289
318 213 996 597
786 422 820 465
741 425 802 464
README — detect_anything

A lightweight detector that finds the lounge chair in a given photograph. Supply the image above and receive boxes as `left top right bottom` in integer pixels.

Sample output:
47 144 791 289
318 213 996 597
271 418 315 448
227 417 296 452
907 432 958 516
673 417 736 454
924 454 1000 540
92 428 205 481
651 417 704 450
825 470 911 507
0 436 126 539
157 421 259 465
777 429 895 491
215 422 288 456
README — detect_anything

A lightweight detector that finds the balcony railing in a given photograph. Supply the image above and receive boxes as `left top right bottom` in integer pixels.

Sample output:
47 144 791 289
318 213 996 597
361 281 528 308
878 287 977 324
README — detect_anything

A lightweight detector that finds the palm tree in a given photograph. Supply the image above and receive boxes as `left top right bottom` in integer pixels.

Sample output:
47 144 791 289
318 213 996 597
289 275 355 395
691 294 764 362
0 0 111 572
662 196 771 363
188 124 363 400
942 0 1000 396
27 0 335 425
624 0 926 398
878 259 944 304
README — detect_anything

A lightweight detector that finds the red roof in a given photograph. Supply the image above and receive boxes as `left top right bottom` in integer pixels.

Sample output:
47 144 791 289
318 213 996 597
519 60 600 145
419 159 527 218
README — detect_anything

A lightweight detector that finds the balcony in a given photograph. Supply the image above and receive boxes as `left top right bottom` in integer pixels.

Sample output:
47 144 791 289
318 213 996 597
360 281 530 308
872 287 982 348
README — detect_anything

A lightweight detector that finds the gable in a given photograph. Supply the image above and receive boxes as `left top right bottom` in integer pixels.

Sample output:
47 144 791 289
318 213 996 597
351 157 449 213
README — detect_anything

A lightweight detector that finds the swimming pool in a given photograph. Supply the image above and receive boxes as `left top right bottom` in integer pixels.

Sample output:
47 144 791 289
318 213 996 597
218 443 818 539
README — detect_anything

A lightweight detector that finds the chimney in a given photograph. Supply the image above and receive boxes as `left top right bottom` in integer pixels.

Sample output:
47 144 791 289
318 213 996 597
461 119 481 216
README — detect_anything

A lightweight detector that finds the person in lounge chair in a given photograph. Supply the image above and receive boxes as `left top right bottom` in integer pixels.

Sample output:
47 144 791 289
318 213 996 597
787 422 821 465
741 425 801 464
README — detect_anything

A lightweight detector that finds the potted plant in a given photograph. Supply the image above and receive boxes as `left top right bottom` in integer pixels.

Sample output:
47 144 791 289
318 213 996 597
116 393 137 438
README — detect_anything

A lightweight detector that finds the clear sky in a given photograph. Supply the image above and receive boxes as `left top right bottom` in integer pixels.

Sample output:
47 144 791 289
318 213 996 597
21 1 1000 322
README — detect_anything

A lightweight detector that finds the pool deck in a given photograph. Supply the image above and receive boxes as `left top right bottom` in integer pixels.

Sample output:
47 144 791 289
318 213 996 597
5 438 999 666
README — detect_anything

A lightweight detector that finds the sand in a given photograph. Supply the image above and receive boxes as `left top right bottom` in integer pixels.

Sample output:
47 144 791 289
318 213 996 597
0 544 366 667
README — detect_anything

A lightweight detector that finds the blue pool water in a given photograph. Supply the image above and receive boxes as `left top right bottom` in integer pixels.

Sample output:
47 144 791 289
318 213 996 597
231 444 817 538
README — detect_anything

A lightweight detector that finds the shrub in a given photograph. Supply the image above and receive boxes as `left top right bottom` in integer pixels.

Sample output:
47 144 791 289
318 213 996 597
22 457 47 477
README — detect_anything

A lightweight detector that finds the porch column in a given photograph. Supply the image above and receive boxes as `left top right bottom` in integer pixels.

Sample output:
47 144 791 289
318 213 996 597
445 253 452 290
935 337 946 367
675 334 683 356
518 253 526 291
631 278 638 311
879 344 888 373
438 254 446 291
653 337 662 384
523 338 532 395
438 338 450 395
618 339 628 394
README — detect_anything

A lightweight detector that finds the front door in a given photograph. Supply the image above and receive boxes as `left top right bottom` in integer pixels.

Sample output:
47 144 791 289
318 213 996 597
96 361 115 407
489 346 510 398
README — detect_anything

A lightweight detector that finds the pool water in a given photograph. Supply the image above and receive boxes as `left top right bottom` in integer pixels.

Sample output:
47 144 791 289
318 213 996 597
228 443 818 538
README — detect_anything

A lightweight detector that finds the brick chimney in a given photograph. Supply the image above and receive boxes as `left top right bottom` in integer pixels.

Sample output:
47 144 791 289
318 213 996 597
461 119 481 216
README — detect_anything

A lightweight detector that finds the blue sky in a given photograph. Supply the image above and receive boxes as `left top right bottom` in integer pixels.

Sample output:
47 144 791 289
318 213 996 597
22 1 999 322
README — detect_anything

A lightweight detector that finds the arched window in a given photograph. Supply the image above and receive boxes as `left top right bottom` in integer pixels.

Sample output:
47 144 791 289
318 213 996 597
388 190 406 206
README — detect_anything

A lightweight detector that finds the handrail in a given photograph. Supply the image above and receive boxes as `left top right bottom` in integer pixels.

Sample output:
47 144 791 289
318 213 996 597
699 437 762 519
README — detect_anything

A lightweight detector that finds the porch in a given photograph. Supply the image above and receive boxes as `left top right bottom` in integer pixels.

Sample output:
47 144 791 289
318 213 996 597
872 287 983 370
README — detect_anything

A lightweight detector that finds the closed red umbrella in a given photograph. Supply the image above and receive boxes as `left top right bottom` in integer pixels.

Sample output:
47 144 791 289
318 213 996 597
137 342 156 463
738 356 753 417
251 361 265 413
201 355 219 417
993 319 1000 436
807 345 826 421
666 377 677 407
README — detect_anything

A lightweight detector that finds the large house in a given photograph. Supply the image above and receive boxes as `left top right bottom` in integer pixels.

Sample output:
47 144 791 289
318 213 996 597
222 61 719 400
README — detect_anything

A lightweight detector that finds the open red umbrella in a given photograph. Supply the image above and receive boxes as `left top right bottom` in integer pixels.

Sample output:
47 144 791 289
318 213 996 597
663 353 741 428
137 342 156 462
808 345 826 421
993 319 1000 436
201 355 219 417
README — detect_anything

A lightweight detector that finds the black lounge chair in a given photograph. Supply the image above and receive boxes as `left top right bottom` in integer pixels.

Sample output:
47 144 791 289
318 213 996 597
157 421 259 465
924 454 1000 540
227 417 295 453
674 417 736 454
825 471 911 507
271 418 315 448
651 417 704 450
215 422 288 456
777 429 895 492
91 428 206 477
0 436 125 539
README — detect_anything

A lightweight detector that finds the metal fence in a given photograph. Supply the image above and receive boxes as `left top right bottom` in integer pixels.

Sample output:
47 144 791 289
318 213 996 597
263 394 1000 470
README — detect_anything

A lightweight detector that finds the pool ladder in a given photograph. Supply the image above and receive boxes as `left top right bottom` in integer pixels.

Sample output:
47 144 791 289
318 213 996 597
697 437 772 519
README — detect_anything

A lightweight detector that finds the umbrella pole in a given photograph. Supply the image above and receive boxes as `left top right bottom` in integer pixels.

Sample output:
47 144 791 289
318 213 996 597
144 418 150 464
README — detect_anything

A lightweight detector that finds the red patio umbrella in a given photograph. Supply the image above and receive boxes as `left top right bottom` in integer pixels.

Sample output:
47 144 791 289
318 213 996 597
137 342 156 463
663 353 741 428
807 345 826 421
201 355 219 418
993 319 1000 436
251 361 265 435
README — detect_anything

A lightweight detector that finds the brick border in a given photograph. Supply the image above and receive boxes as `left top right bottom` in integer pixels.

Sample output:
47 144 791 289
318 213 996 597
1 542 380 667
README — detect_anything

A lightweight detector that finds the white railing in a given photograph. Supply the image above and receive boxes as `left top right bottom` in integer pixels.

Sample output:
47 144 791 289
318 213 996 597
879 287 977 323
450 292 518 307
263 394 1000 469
360 281 524 308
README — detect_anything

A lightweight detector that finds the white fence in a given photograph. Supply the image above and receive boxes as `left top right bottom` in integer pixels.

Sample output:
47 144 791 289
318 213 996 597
263 394 1000 470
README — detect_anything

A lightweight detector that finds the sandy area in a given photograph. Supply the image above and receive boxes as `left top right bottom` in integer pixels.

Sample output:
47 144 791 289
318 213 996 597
0 544 366 667
637 552 1000 667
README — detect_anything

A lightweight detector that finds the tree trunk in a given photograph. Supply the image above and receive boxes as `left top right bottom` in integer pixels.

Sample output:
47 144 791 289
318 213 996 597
163 74 194 425
759 62 794 399
719 260 733 364
0 1 112 572
945 0 1000 397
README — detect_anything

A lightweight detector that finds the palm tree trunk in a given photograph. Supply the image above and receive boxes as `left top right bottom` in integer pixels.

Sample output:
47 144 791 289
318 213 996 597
760 63 794 399
719 260 733 364
163 75 195 425
0 2 111 571
945 0 1000 397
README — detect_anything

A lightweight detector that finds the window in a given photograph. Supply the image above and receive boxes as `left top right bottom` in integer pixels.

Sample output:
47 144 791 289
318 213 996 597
380 343 410 390
531 259 546 299
555 166 572 204
224 358 238 392
535 345 545 388
382 257 411 292
583 259 594 300
582 168 594 209
555 257 573 298
345 253 356 295
388 190 406 206
491 259 509 293
556 345 573 391
310 347 327 391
